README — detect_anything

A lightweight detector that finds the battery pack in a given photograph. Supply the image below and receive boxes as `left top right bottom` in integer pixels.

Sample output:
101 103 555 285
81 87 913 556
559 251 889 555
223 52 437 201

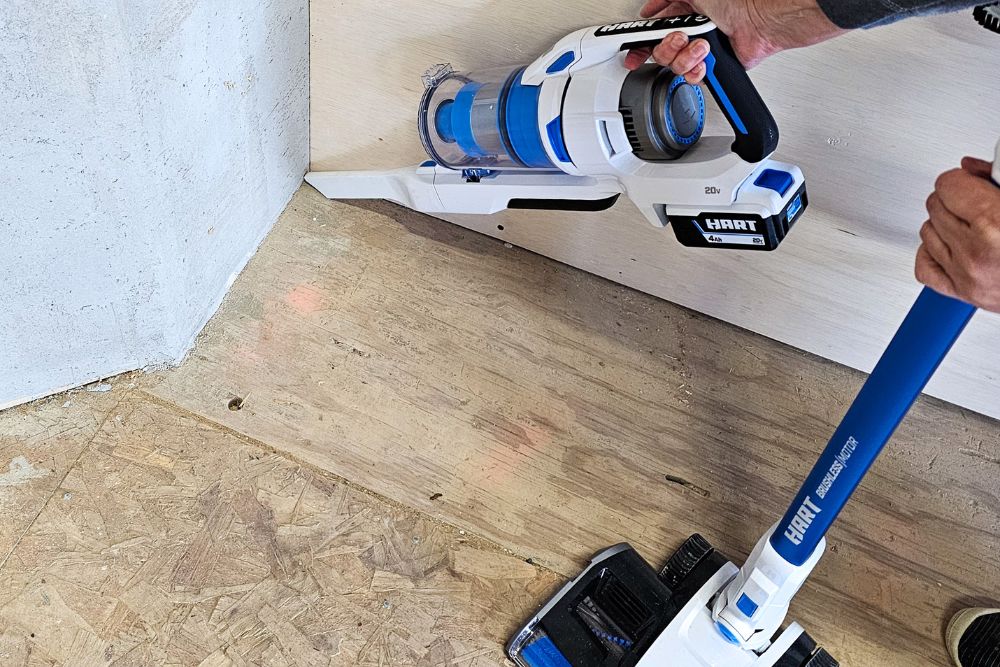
668 186 808 251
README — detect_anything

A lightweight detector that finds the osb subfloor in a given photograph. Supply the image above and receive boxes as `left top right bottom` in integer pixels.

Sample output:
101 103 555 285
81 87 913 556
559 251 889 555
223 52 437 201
1 186 998 666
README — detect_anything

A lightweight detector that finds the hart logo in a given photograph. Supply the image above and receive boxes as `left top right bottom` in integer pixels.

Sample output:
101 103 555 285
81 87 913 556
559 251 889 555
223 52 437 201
595 15 709 36
597 20 659 33
705 218 759 232
783 496 822 546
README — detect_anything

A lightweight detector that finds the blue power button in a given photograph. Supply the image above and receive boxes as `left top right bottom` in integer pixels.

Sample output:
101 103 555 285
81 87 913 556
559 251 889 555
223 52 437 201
754 169 794 196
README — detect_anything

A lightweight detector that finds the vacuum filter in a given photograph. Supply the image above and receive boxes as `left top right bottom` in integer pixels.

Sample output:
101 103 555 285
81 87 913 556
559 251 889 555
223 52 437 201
419 64 556 171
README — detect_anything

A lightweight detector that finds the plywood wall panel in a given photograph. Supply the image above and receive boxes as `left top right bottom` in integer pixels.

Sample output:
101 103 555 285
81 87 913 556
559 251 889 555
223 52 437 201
310 1 1000 419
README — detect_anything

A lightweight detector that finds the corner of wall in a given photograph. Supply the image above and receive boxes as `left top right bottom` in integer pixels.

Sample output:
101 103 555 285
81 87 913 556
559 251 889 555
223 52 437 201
0 0 310 410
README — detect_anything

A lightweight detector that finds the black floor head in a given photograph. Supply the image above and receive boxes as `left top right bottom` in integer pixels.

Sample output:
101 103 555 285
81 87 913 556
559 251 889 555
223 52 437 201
956 612 1000 667
509 535 839 667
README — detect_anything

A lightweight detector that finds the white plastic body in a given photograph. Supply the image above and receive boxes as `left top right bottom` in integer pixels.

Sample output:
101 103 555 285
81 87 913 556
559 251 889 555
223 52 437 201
993 138 999 185
305 19 806 231
712 525 826 651
635 563 814 666
305 149 803 229
306 163 621 215
521 18 716 86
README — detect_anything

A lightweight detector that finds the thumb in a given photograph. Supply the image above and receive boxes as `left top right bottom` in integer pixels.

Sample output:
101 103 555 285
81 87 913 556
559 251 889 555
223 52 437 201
915 246 958 298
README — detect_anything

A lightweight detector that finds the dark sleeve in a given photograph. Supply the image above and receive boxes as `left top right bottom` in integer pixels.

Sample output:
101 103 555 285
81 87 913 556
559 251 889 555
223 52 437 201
816 0 983 28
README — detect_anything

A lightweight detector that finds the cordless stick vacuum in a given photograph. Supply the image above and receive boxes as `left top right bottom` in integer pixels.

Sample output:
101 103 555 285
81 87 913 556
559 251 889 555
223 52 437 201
309 12 995 662
507 144 1000 666
307 16 808 251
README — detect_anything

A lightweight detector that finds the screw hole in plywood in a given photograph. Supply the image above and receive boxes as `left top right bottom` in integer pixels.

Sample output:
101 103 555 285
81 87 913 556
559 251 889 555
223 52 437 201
663 473 711 498
228 397 244 411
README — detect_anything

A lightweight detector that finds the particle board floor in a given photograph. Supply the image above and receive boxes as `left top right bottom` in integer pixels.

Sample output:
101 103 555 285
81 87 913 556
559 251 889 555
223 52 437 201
1 186 997 666
0 388 556 665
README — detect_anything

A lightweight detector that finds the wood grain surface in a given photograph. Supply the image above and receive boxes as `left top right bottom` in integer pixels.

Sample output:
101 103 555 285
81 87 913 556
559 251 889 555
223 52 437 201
308 1 1000 420
0 386 125 565
144 188 1000 666
0 391 557 665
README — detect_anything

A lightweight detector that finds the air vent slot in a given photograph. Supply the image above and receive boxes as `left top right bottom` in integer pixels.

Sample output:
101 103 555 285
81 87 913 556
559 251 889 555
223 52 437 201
619 108 643 154
598 121 617 158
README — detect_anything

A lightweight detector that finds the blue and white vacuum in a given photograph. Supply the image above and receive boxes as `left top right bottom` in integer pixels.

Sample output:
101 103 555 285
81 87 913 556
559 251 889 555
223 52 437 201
307 14 999 663
307 16 807 251
506 144 1000 667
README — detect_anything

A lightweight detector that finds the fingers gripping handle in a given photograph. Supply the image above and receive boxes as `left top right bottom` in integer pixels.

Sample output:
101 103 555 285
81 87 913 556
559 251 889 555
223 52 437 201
588 17 779 163
699 28 779 163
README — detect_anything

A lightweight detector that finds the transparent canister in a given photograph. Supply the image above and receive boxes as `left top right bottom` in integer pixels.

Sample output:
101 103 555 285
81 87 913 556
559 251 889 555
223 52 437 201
418 65 558 171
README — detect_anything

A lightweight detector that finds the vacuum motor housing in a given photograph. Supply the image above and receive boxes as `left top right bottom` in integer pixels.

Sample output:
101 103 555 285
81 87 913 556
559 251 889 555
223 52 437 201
419 63 706 172
620 65 706 162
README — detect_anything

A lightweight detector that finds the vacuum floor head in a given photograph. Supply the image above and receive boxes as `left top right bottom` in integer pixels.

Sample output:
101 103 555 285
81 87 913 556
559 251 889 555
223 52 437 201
508 536 838 667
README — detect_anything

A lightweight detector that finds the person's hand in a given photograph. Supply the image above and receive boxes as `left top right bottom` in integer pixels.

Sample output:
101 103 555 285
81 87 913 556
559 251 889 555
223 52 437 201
625 0 847 84
917 157 1000 312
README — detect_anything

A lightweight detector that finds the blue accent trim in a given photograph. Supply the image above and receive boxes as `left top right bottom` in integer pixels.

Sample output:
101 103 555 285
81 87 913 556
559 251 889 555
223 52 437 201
461 168 498 181
588 627 633 647
452 82 488 158
546 51 576 74
434 100 456 144
503 70 554 169
419 160 436 168
703 53 748 135
787 193 804 221
545 117 572 163
663 76 705 145
736 594 759 617
771 288 976 566
716 621 742 645
755 169 794 196
521 637 573 667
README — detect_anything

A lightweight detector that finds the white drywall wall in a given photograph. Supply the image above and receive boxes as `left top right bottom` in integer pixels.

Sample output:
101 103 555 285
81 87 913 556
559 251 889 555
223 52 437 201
0 0 309 408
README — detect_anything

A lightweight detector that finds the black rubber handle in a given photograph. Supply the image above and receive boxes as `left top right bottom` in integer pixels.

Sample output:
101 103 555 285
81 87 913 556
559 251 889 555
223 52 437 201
698 28 779 163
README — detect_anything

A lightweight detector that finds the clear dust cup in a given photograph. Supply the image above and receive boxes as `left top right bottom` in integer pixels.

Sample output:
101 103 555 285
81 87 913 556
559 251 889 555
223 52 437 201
418 64 558 172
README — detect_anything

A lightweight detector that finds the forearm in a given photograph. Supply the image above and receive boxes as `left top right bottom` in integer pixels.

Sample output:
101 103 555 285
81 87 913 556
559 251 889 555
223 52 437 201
816 0 983 28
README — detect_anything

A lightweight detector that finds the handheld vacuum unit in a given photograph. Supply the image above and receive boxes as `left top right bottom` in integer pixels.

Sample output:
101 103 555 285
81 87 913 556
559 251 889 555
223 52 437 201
307 15 808 252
